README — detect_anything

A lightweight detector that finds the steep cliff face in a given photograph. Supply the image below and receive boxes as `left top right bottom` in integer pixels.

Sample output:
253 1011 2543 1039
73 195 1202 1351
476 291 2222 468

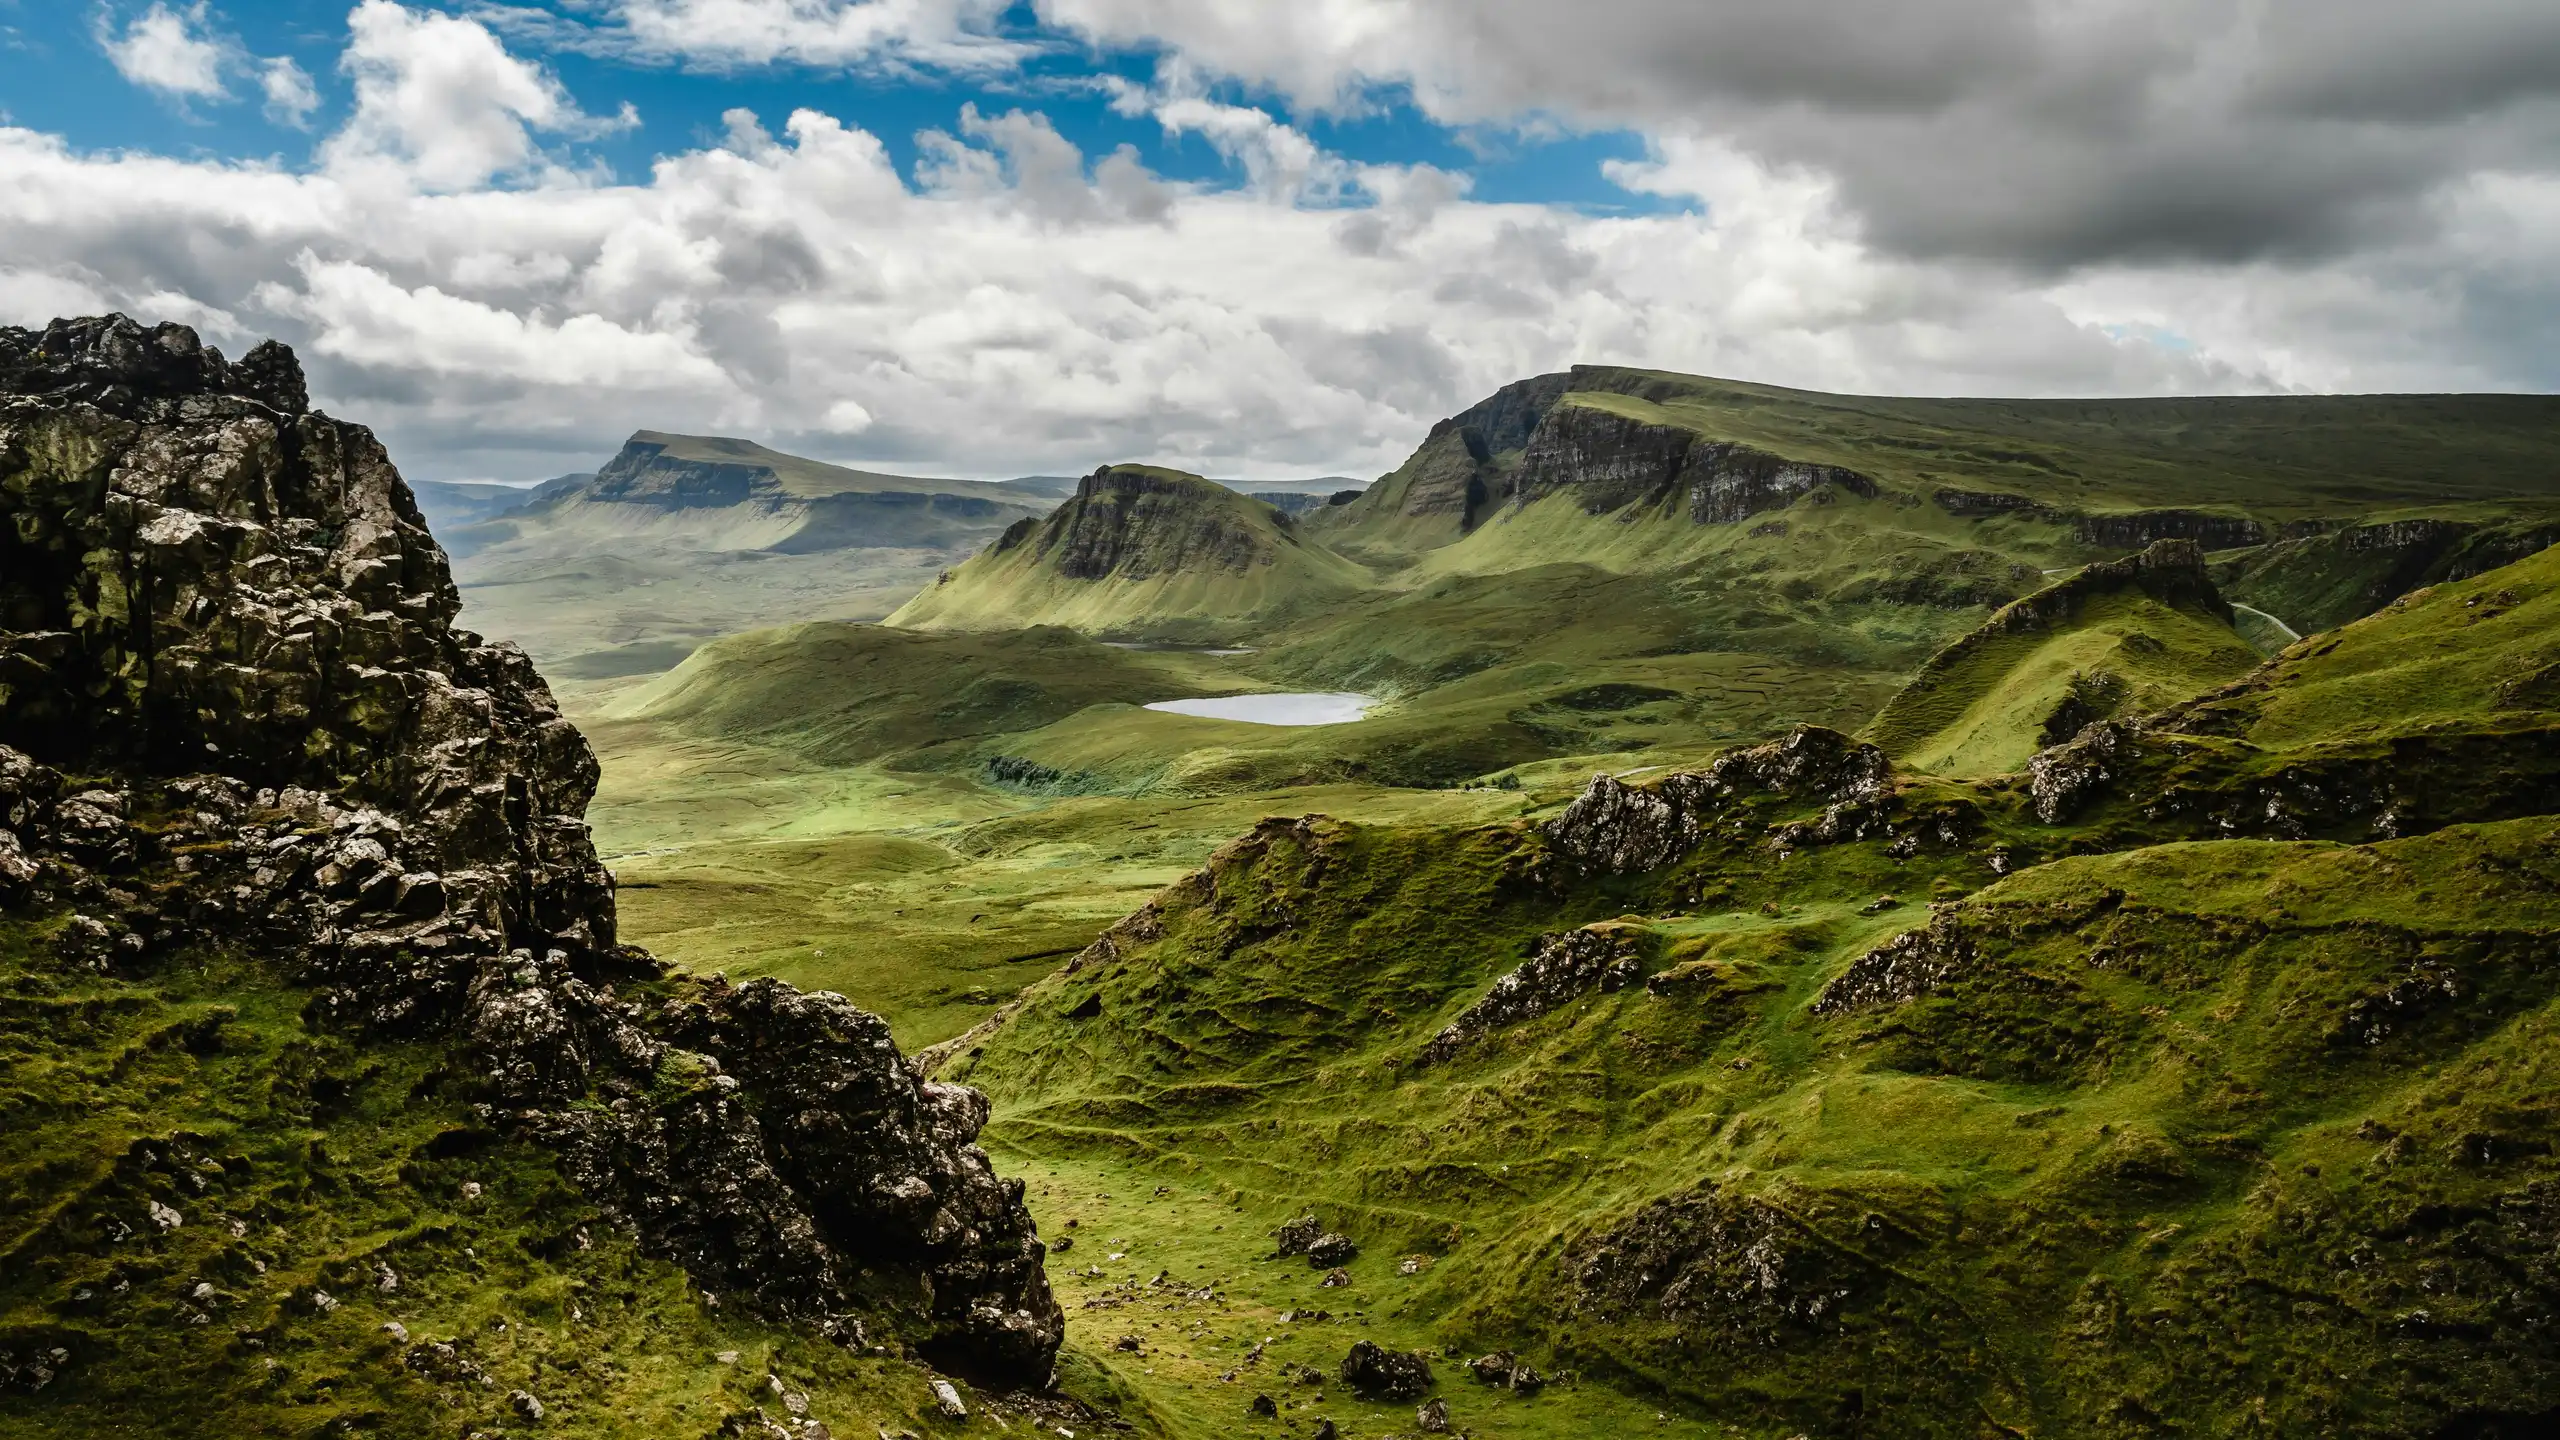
0 316 1061 1387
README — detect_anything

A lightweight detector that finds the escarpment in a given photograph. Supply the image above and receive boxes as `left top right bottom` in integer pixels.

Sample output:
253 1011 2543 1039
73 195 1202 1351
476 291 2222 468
0 316 1062 1381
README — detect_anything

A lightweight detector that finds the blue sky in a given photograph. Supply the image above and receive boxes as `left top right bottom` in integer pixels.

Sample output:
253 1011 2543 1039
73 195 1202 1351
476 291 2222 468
0 1 1678 215
0 1 2549 483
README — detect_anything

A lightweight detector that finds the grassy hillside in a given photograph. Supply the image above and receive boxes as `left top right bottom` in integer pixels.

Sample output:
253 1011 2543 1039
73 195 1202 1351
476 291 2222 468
1471 368 2560 519
1862 541 2261 773
762 528 2557 1439
888 465 1373 641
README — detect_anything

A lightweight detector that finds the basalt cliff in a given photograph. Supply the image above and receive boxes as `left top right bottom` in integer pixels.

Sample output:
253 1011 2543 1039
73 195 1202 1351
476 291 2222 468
0 317 1061 1422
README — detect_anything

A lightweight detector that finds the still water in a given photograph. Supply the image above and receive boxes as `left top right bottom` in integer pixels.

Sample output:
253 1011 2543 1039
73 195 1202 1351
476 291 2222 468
1142 692 1374 726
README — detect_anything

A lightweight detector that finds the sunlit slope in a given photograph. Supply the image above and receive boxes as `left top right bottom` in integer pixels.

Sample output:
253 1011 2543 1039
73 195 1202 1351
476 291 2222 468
888 465 1372 640
1862 540 2260 773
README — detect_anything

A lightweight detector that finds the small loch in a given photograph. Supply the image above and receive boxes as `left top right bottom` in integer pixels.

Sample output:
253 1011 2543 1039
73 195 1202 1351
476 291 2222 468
1143 692 1375 726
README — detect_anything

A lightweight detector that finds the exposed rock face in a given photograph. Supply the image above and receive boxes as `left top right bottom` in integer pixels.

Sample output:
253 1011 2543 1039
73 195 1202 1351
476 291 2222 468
1420 924 1650 1063
1545 726 1892 873
1812 913 1977 1013
2026 721 2142 824
1506 402 1876 525
2073 509 2265 551
0 316 1061 1381
1929 490 2267 552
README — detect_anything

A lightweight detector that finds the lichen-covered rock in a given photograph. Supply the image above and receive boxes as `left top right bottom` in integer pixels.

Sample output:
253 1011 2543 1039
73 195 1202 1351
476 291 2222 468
1420 924 1649 1063
1338 1340 1433 1400
0 315 1061 1383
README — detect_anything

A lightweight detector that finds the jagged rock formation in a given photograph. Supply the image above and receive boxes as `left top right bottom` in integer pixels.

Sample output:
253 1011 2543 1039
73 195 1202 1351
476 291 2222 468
1338 1340 1434 1400
1931 490 2267 551
1544 726 1893 874
0 316 1061 1380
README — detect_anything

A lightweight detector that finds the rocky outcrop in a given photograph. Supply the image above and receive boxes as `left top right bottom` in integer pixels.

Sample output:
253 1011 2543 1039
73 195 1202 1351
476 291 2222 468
0 315 1061 1381
1419 924 1651 1063
1813 913 1977 1012
1546 727 1892 873
1506 401 1876 525
1572 1184 1863 1341
2073 509 2264 551
1932 490 2267 551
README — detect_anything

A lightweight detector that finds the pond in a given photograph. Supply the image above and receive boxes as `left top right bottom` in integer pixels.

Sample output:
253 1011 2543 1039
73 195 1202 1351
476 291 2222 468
1142 692 1375 726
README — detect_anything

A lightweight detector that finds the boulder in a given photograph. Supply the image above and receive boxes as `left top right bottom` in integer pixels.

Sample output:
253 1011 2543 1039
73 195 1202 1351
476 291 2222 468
1338 1339 1433 1400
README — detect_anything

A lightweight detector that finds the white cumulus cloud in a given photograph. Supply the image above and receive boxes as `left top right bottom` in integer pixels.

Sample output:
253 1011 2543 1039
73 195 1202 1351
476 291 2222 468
5 0 2554 493
100 1 232 101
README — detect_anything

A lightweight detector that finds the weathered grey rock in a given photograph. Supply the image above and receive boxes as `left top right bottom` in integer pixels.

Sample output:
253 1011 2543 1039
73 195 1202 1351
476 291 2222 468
1572 1184 1861 1341
1546 726 1891 873
1304 1233 1358 1269
1421 924 1649 1063
2027 720 2139 824
1416 1396 1451 1432
1813 913 1977 1013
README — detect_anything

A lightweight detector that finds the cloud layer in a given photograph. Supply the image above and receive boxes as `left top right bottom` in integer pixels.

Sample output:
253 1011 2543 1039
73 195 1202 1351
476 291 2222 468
8 2 2555 484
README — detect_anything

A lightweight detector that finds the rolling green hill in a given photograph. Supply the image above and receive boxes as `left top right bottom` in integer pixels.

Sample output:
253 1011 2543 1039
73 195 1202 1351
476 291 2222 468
886 465 1373 640
1861 539 2263 773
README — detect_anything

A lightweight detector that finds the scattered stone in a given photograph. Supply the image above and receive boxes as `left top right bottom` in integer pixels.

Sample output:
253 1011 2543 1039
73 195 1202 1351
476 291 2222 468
1417 1396 1451 1432
1317 1268 1351 1288
509 1390 544 1422
931 1379 968 1419
1249 1394 1278 1418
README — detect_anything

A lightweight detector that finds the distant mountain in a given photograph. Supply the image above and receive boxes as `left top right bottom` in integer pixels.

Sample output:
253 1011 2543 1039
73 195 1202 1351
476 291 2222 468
444 432 1057 668
409 475 586 534
886 464 1369 641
